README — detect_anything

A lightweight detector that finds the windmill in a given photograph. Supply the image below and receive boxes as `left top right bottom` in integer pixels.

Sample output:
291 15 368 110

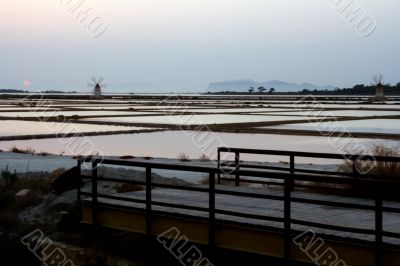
373 74 384 99
87 77 106 99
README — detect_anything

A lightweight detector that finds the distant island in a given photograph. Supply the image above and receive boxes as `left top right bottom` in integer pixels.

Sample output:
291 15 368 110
207 80 400 95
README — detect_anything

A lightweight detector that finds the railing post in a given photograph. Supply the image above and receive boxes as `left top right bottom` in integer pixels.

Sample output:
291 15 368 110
289 155 295 192
284 175 292 260
375 190 383 266
217 150 221 185
146 167 152 237
352 158 358 178
209 171 216 250
92 161 98 226
235 151 240 187
77 159 81 203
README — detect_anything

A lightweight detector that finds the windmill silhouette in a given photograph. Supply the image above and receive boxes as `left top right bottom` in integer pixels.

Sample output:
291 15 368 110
87 77 106 99
373 75 385 100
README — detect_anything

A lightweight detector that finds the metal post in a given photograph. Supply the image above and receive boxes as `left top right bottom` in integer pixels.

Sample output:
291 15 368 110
146 167 152 237
352 159 358 177
289 155 295 192
235 151 240 187
92 161 98 225
217 150 221 184
375 196 383 266
284 176 292 260
209 171 216 249
352 159 359 193
77 160 81 203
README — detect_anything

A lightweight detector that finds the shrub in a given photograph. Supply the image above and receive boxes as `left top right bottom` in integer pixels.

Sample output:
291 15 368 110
1 165 18 188
114 183 144 193
10 146 35 154
38 151 51 156
199 154 210 161
120 155 135 160
340 144 400 179
177 152 190 162
340 144 400 199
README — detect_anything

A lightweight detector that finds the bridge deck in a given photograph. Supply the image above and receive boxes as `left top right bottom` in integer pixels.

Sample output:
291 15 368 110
81 185 400 266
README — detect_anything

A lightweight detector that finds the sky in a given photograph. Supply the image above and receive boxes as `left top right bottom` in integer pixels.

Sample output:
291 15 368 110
0 0 399 92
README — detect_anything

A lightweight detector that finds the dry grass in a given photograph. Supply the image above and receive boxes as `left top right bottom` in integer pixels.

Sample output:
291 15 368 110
1 166 17 188
340 144 400 179
114 183 144 193
10 146 35 154
38 151 51 156
199 153 210 161
339 144 400 199
120 155 135 160
177 152 190 162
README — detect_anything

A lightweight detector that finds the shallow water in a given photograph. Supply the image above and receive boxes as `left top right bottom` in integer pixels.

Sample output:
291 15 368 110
81 114 311 125
0 120 147 137
180 108 293 113
265 119 400 134
264 110 400 117
0 110 153 118
0 131 397 163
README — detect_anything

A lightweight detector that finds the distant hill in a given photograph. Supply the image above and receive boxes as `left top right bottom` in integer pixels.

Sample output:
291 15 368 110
0 89 28 93
207 79 334 92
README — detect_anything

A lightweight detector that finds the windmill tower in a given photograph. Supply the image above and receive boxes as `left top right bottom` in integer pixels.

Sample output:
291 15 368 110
374 75 384 99
94 83 102 99
88 77 105 99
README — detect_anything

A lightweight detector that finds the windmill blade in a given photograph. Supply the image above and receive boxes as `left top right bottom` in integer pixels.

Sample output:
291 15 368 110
374 74 384 84
91 77 97 83
378 74 384 83
98 77 104 84
87 83 94 88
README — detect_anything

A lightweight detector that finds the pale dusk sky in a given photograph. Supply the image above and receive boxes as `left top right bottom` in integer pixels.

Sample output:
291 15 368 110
0 0 399 92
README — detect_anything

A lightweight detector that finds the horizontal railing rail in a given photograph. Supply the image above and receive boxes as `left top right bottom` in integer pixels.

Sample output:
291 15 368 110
217 147 400 191
218 147 400 162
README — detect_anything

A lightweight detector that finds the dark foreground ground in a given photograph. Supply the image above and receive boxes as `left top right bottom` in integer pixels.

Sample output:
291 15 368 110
0 169 315 266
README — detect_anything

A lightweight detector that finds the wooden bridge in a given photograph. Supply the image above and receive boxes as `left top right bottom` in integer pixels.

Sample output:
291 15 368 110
74 148 400 266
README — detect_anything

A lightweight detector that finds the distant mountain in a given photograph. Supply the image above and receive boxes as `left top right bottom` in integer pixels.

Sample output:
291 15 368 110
0 89 28 93
207 79 335 92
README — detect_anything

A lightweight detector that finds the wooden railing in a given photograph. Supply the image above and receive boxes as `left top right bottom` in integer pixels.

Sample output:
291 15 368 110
76 149 400 266
217 147 400 189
